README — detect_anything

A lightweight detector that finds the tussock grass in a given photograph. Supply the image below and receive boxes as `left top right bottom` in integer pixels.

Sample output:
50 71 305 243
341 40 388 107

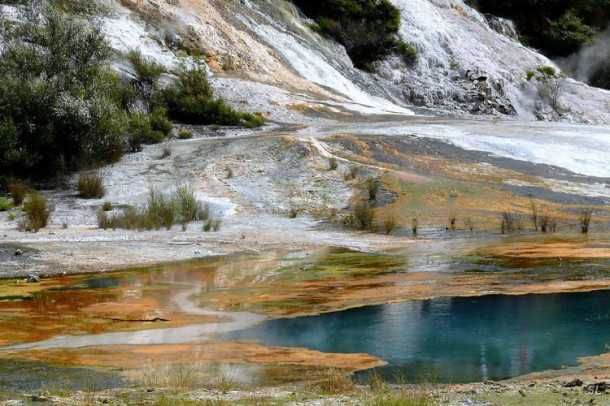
23 191 50 232
313 369 355 394
328 157 338 171
368 389 436 406
77 173 105 199
160 146 172 159
410 215 418 235
10 181 28 206
579 208 593 234
131 364 242 393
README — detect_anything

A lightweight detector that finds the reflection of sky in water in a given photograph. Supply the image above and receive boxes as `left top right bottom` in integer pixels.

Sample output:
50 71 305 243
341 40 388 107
224 290 610 383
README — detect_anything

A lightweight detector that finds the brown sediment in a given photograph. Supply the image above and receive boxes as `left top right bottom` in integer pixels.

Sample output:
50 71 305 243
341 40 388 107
476 240 610 259
0 342 386 371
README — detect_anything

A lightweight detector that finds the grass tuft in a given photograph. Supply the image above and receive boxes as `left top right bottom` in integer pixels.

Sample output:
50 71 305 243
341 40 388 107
10 181 28 206
579 208 593 234
0 198 12 212
23 191 50 232
328 157 338 171
77 173 105 199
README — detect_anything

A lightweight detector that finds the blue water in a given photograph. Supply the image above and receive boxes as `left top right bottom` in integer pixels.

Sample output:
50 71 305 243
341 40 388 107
223 290 610 383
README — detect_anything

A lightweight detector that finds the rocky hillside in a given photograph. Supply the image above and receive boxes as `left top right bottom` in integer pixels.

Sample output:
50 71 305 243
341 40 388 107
2 0 610 124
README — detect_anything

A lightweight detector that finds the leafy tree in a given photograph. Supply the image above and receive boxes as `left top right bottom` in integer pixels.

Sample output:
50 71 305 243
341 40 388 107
0 4 126 180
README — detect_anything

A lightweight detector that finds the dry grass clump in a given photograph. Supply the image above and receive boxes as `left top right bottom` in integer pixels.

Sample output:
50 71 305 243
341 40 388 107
368 389 436 406
579 208 593 234
77 172 105 199
22 191 50 232
131 364 240 393
410 215 418 235
313 368 355 394
10 180 28 205
97 186 212 231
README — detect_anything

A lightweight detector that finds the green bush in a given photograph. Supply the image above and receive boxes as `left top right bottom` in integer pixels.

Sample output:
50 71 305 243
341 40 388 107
162 65 264 127
293 0 414 70
178 128 194 139
0 4 126 181
0 198 12 212
127 49 164 89
23 191 50 232
472 0 608 57
127 113 165 152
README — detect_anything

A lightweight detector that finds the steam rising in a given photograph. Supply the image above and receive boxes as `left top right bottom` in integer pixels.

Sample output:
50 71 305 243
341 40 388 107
559 27 610 84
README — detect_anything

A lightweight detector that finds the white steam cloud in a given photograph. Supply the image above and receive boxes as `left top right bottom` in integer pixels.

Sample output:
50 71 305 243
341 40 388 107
559 27 610 84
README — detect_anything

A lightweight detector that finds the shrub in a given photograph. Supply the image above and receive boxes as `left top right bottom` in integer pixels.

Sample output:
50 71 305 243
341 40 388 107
150 107 173 136
526 66 567 109
539 214 557 233
102 201 113 211
294 0 411 70
77 173 105 199
226 166 233 179
9 181 28 206
0 198 12 212
501 211 516 233
344 166 358 181
178 128 193 139
353 199 374 229
0 4 126 180
328 157 338 171
23 191 50 232
365 176 380 201
383 216 396 235
127 49 164 89
161 65 264 127
127 112 165 151
289 207 299 218
579 208 593 234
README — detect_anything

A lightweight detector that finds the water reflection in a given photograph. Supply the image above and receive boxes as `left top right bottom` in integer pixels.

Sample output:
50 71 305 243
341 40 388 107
224 290 610 383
